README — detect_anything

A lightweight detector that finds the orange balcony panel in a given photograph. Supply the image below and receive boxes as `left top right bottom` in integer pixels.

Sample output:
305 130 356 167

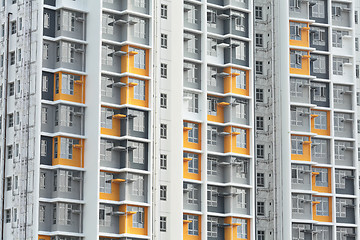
207 100 225 123
183 152 201 181
99 171 120 201
291 135 311 161
119 205 148 236
38 236 51 240
101 107 122 137
183 214 201 240
312 197 332 222
311 110 330 136
52 137 84 168
289 50 310 75
224 217 250 240
223 67 249 96
54 72 85 104
312 167 332 193
120 45 149 77
120 77 149 108
183 121 201 150
289 21 310 48
224 126 250 155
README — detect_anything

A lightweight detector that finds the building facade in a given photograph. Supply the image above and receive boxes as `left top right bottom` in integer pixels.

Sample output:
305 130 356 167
0 0 358 240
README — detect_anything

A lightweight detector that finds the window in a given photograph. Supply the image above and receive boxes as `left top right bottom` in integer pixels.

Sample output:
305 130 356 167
130 47 146 69
160 185 167 200
314 168 328 187
12 208 17 223
356 65 359 78
207 98 217 116
62 10 75 32
255 6 263 20
207 9 217 28
128 109 145 132
256 61 263 74
160 154 167 170
101 107 113 129
289 0 300 12
257 145 264 158
207 37 217 56
39 205 46 223
101 76 114 97
257 173 265 187
8 82 14 96
256 116 264 130
233 218 247 239
236 188 246 208
207 186 218 207
129 78 146 100
332 30 347 48
161 63 167 78
42 75 48 92
333 113 345 132
5 209 10 223
0 54 3 68
99 205 111 227
312 82 327 102
10 52 15 65
292 194 305 214
290 50 303 69
335 169 346 189
207 66 217 87
59 42 75 63
233 128 247 148
41 107 48 124
207 156 217 176
235 100 247 119
256 89 264 102
1 24 4 38
257 230 265 240
185 152 199 174
130 206 144 228
257 202 265 216
234 158 248 178
161 33 168 48
313 55 326 74
8 113 13 128
312 28 326 46
256 34 263 47
184 62 198 83
314 197 329 216
6 177 11 191
40 172 46 189
55 106 74 127
336 198 348 218
134 0 145 8
234 13 245 32
333 57 349 75
185 122 199 143
186 215 199 235
290 79 305 98
355 38 359 51
101 45 114 66
312 1 325 18
99 171 113 193
17 49 21 62
290 107 303 127
313 111 327 130
207 216 218 238
161 4 168 19
184 4 197 24
356 11 359 24
186 184 199 205
131 174 144 196
133 18 146 39
18 18 22 31
160 93 167 108
160 216 167 232
312 139 327 158
131 141 145 164
291 135 307 155
233 40 246 60
290 22 305 41
11 21 16 34
160 123 167 139
233 69 246 89
334 141 346 161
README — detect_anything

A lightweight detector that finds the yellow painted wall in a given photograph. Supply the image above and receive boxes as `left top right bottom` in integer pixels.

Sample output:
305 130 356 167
312 167 332 193
53 72 85 103
311 110 330 136
312 197 332 222
100 106 121 137
38 236 51 240
119 77 149 108
224 217 250 240
119 205 148 236
289 50 310 75
183 214 201 240
183 151 201 181
207 97 225 123
120 45 149 76
52 137 84 168
99 171 120 201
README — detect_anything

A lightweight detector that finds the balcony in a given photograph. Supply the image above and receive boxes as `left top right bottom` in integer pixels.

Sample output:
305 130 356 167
289 0 310 20
335 169 355 195
309 26 329 52
103 0 150 15
332 3 351 28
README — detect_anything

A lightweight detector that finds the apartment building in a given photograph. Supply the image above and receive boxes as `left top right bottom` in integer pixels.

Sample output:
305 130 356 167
0 0 359 240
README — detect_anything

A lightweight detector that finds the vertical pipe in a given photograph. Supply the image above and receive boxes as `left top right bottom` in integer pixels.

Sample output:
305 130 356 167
1 11 12 240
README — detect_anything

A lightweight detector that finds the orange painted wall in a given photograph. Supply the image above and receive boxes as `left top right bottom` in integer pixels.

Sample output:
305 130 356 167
38 236 51 240
312 197 332 222
99 171 120 201
100 106 121 137
312 167 332 193
120 45 149 76
289 50 310 75
183 214 201 240
207 97 225 123
183 151 201 181
224 217 250 240
311 110 330 136
119 77 149 108
224 126 250 155
223 67 249 96
52 137 84 168
289 21 310 47
119 205 148 236
53 72 85 103
183 121 201 150
291 135 311 161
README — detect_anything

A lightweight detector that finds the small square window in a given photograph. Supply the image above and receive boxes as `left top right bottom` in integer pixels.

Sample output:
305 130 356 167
256 89 264 102
256 61 263 74
7 145 13 159
161 33 168 49
11 21 16 35
257 173 265 187
8 82 14 96
256 116 264 131
160 185 167 200
5 209 11 223
160 154 167 170
255 6 263 20
257 202 265 216
10 52 15 65
256 33 263 47
160 93 167 108
257 145 264 158
257 230 265 240
8 114 13 128
6 177 11 191
161 4 168 19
